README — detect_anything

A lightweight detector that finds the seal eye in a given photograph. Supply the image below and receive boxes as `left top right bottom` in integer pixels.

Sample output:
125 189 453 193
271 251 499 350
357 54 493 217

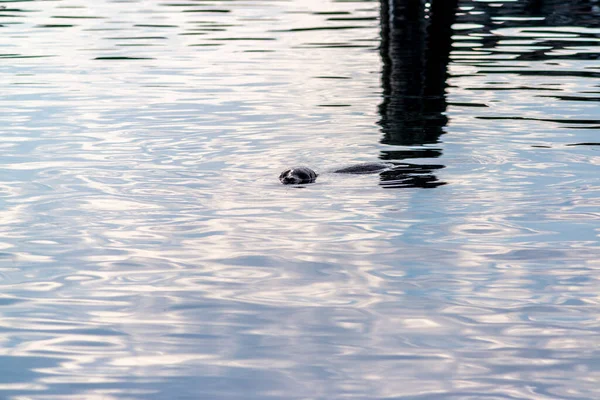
295 171 309 182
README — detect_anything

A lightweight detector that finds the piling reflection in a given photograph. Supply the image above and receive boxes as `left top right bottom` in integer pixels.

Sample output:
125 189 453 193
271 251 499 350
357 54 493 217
463 0 600 30
455 0 600 63
377 0 458 188
453 0 600 136
379 162 446 189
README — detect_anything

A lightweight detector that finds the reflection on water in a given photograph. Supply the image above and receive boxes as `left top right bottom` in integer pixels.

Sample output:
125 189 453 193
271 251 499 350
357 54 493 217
379 0 455 148
1 0 600 398
377 0 457 187
378 163 446 189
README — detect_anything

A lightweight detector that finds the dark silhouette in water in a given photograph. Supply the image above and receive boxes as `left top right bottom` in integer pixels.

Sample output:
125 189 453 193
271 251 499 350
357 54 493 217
378 0 458 151
279 166 320 185
279 162 445 188
280 163 393 185
371 0 458 188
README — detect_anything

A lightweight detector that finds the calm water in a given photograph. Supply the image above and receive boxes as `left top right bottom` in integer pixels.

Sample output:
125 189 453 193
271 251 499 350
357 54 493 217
1 0 599 398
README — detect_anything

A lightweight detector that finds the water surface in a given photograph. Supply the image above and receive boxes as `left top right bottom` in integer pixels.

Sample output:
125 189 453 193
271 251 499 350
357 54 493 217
1 0 599 399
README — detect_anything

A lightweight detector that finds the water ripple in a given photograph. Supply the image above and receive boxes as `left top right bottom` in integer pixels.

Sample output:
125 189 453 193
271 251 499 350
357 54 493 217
0 0 599 399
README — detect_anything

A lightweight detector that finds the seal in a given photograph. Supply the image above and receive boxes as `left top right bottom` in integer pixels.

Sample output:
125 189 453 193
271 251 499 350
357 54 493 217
279 166 318 184
279 162 393 185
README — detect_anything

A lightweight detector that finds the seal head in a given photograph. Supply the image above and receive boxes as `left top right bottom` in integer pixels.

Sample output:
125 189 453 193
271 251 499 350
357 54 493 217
279 167 318 184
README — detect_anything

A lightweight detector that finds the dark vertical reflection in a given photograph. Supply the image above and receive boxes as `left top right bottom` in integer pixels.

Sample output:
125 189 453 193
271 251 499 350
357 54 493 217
379 0 458 148
522 0 598 26
455 0 600 57
377 0 458 188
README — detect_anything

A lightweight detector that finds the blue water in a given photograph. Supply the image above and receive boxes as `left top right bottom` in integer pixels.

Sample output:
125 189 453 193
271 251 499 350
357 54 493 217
1 0 599 398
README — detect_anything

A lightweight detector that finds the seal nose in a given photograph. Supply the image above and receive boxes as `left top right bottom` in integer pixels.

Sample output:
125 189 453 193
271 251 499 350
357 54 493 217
283 176 295 184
